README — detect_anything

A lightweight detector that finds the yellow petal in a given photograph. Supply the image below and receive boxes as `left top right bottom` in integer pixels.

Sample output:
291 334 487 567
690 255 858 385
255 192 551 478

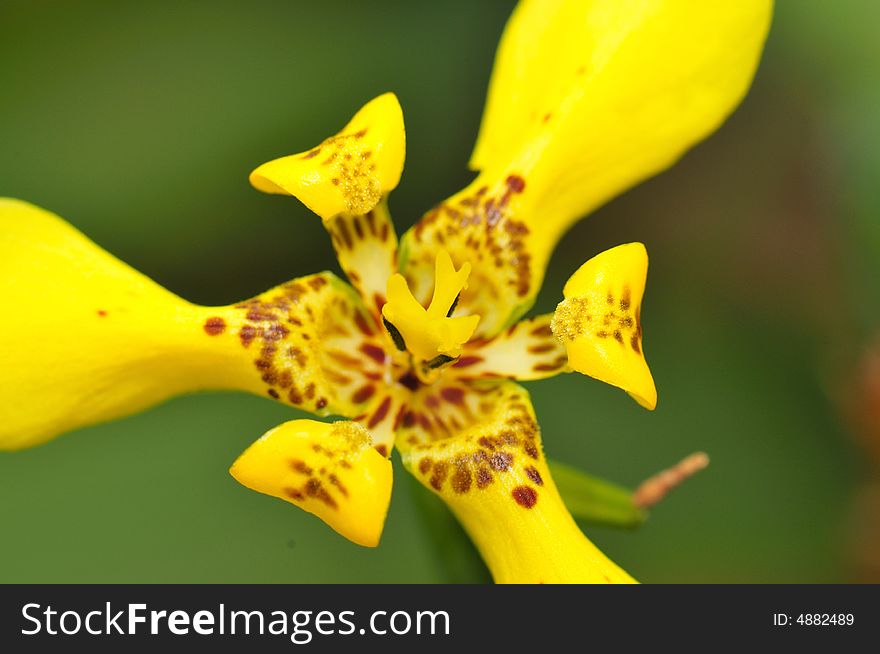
472 0 773 208
230 419 393 547
398 381 635 583
250 93 405 218
0 199 388 449
551 243 656 410
402 0 772 335
0 199 243 449
250 94 404 314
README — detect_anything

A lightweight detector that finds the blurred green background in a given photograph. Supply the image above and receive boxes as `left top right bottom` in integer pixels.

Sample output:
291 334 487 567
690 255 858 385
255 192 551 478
1 0 877 583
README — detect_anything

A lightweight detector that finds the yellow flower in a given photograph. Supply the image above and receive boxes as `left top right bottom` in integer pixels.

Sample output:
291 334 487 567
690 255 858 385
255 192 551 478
0 0 772 582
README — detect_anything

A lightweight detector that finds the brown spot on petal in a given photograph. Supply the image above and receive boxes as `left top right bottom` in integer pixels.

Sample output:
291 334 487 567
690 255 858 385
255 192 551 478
512 485 538 508
505 174 526 194
440 387 465 405
360 343 386 365
524 466 543 486
531 324 553 337
352 385 376 404
354 311 375 336
476 467 493 489
430 461 449 491
289 459 313 475
284 487 305 501
451 463 472 494
239 325 257 347
203 317 226 336
305 478 337 509
368 396 392 429
490 452 513 472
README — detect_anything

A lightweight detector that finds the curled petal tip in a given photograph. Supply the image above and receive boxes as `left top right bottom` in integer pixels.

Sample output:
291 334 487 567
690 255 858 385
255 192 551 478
230 419 393 547
553 243 657 410
250 93 405 220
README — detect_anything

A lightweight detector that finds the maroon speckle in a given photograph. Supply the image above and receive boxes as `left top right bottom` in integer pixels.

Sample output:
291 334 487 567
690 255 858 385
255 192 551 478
239 325 257 347
476 467 493 489
203 317 226 336
352 385 376 404
512 485 538 508
247 308 277 322
440 387 466 405
506 174 526 193
360 343 386 365
524 466 544 486
368 396 392 429
354 312 374 336
263 323 289 341
397 371 420 391
490 452 513 472
392 405 407 431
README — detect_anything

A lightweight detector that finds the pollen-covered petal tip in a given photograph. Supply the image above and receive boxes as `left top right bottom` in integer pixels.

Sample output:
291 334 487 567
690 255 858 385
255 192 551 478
551 243 657 410
229 419 393 548
249 93 405 220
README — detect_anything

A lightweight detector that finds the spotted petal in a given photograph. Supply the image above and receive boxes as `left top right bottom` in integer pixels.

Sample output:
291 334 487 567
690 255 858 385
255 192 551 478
251 93 405 314
230 419 393 547
0 199 384 449
401 0 772 335
552 243 656 409
397 380 635 583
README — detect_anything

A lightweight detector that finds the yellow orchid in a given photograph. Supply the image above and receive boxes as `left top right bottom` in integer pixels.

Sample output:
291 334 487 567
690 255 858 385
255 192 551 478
0 0 772 583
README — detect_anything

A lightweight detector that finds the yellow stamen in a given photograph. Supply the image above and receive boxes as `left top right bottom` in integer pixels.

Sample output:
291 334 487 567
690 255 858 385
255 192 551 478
381 250 480 363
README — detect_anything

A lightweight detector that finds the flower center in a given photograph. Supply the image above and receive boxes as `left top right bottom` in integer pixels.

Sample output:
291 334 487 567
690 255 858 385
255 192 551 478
381 250 480 383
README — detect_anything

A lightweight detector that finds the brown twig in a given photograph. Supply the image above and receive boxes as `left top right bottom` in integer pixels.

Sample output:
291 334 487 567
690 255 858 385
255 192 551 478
633 452 710 509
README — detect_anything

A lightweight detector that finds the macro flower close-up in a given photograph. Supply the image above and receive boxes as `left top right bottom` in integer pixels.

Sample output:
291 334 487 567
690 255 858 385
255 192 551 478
6 0 874 596
1 0 772 585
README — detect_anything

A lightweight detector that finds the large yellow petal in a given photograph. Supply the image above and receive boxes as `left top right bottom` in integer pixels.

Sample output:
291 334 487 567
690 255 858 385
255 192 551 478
402 0 772 335
397 381 635 583
230 419 393 547
0 199 386 449
250 94 405 312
